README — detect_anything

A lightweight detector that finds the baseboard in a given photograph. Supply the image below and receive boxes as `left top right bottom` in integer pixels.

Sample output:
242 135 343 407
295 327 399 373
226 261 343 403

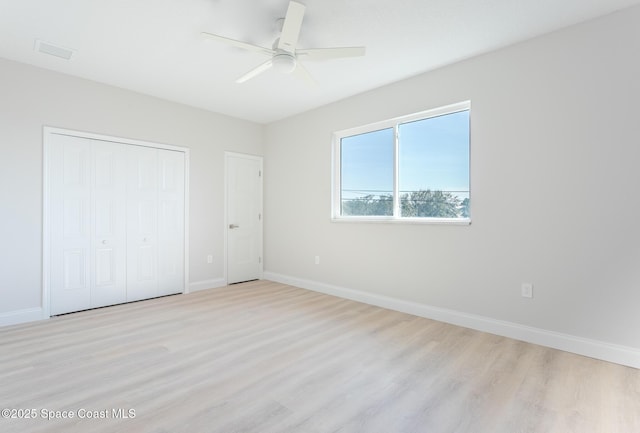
263 271 640 369
188 278 227 293
0 307 45 327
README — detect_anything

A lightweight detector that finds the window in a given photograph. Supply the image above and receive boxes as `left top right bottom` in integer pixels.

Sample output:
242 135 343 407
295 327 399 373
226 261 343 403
332 101 470 223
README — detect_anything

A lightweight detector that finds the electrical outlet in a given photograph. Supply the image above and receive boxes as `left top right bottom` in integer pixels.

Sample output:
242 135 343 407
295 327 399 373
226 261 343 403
207 255 213 264
315 255 320 265
521 283 533 298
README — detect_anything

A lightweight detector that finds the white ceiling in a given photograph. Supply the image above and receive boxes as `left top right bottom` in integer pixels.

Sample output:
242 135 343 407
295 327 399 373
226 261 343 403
1 0 639 124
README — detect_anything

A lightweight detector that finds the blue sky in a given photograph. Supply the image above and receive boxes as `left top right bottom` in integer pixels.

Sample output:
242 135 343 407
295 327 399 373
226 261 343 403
341 110 469 199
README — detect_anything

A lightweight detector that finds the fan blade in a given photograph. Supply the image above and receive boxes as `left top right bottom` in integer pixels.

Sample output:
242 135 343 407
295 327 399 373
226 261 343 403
278 1 305 53
201 32 273 56
236 59 274 83
293 62 317 87
297 46 366 60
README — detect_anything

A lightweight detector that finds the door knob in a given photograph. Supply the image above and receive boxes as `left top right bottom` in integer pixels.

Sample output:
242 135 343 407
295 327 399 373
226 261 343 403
229 224 239 229
102 240 107 245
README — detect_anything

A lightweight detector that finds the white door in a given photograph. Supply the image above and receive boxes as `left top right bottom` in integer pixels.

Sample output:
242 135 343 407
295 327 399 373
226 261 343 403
226 153 263 284
91 140 127 308
157 150 185 296
49 132 186 315
127 146 185 301
50 135 127 315
126 146 159 302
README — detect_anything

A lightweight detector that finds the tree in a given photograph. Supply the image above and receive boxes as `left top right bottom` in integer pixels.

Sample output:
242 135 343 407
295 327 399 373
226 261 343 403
343 190 467 218
342 194 393 216
400 189 461 218
460 198 470 218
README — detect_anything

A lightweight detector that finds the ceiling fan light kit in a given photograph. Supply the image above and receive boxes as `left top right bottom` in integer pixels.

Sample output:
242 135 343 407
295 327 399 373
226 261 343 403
272 53 297 74
202 1 366 84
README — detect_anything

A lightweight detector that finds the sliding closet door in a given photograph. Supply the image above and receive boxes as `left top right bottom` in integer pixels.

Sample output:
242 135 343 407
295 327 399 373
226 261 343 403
50 135 127 315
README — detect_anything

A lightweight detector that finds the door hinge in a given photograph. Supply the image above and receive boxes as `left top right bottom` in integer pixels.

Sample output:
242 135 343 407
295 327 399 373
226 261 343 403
258 213 261 220
258 170 262 177
258 257 262 264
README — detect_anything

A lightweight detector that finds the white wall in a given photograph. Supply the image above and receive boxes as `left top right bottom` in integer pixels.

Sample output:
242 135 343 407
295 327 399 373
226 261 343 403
264 6 640 359
0 58 262 318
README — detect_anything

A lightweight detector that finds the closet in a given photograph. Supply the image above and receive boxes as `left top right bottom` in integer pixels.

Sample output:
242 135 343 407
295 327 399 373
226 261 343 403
47 131 186 315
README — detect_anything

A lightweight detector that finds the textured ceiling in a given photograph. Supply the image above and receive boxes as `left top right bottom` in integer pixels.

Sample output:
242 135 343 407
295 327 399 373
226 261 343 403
1 0 639 124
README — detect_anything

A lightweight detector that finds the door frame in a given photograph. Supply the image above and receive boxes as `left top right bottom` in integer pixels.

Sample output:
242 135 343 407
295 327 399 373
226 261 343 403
42 126 190 318
224 151 263 285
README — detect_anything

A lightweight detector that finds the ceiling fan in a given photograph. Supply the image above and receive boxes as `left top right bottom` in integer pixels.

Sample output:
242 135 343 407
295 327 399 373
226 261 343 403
201 1 366 84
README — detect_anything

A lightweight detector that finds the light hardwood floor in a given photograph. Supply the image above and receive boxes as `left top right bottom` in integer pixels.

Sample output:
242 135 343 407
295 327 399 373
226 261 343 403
1 280 638 433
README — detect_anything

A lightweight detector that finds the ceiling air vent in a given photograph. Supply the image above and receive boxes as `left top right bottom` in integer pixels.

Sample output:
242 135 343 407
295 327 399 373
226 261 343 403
34 39 75 60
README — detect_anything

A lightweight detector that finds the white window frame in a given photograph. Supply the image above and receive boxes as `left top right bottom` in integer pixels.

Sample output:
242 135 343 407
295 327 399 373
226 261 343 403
331 101 471 225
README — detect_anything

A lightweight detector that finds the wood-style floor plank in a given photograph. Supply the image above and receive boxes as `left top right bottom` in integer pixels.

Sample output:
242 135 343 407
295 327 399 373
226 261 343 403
0 280 638 433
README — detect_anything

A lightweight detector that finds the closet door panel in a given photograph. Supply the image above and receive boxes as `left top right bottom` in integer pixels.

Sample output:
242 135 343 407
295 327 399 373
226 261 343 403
50 135 91 315
90 141 127 308
158 150 185 296
127 146 159 302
